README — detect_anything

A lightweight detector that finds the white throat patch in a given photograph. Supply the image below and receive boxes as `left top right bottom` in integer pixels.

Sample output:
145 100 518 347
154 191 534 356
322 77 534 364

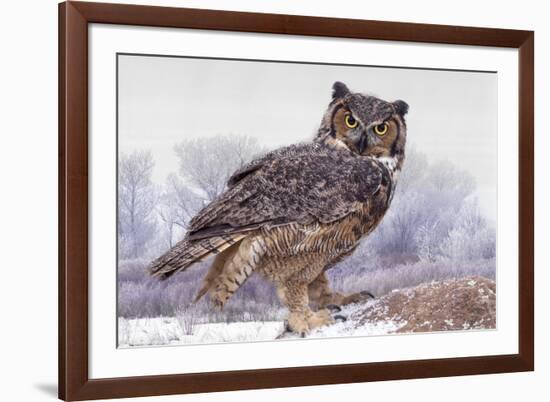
375 155 400 204
376 156 399 175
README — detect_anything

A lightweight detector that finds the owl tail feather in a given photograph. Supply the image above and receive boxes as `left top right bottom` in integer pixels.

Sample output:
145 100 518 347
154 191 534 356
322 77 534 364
149 233 246 280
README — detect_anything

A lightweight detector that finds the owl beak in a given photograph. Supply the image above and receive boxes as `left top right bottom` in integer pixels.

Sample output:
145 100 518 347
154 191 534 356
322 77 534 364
357 133 368 154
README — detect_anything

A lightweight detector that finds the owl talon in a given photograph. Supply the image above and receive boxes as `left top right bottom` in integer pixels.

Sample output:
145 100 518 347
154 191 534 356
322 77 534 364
333 314 347 323
283 320 291 332
325 304 342 313
275 320 294 339
360 290 375 299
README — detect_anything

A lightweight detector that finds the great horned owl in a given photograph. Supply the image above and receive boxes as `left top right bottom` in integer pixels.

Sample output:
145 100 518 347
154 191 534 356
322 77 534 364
150 82 409 335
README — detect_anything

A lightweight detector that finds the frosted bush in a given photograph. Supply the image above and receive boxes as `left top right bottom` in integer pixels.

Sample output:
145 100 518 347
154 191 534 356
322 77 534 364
176 307 199 335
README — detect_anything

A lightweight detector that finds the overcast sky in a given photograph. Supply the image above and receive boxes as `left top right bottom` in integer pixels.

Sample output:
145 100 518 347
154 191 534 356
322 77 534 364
118 54 497 222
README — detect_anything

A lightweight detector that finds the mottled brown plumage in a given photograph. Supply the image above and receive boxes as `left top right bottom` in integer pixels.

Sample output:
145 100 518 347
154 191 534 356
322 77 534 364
149 81 409 335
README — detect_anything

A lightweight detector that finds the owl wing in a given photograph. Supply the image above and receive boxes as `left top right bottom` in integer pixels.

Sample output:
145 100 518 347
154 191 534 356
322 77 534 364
187 143 385 241
226 142 322 187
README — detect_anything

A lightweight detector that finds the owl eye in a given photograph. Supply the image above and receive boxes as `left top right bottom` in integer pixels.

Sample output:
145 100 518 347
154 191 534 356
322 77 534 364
374 123 389 136
344 113 358 129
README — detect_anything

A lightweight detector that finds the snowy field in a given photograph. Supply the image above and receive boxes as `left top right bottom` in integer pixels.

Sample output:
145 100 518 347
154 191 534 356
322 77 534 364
118 277 496 348
118 301 405 348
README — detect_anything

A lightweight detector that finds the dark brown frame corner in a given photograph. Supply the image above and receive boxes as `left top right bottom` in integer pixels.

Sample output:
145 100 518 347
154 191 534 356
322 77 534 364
59 1 534 400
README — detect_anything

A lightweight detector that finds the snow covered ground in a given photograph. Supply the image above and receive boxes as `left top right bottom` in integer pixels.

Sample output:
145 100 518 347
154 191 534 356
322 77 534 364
118 300 405 348
118 277 495 348
118 318 285 347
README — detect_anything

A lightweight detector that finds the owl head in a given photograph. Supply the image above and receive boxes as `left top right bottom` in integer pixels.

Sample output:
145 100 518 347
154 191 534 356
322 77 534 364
317 81 409 170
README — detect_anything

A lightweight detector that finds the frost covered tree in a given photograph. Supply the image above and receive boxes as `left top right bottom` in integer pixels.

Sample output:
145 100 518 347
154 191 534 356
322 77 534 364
438 200 495 262
118 150 157 259
173 135 266 202
157 173 204 249
155 135 267 249
358 147 492 263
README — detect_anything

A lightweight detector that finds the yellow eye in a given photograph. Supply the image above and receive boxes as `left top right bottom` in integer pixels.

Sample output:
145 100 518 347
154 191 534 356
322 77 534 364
374 123 389 136
344 113 358 129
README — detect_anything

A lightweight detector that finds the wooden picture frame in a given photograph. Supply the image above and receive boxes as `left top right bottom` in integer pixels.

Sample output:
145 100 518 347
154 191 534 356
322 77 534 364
59 1 534 400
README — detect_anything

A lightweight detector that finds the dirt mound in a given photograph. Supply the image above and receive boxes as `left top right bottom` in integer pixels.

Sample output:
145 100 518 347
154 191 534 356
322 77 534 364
358 276 496 333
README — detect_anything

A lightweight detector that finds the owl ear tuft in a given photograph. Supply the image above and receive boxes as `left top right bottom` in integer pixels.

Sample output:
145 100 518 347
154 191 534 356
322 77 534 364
332 81 350 99
393 100 409 116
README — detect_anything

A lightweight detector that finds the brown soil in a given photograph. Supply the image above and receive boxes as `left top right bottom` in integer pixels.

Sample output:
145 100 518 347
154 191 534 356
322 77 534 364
358 276 496 333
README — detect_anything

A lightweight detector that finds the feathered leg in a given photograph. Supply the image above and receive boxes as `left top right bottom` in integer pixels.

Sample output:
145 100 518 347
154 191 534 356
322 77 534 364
193 241 241 303
308 272 374 310
209 236 266 309
279 280 333 337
